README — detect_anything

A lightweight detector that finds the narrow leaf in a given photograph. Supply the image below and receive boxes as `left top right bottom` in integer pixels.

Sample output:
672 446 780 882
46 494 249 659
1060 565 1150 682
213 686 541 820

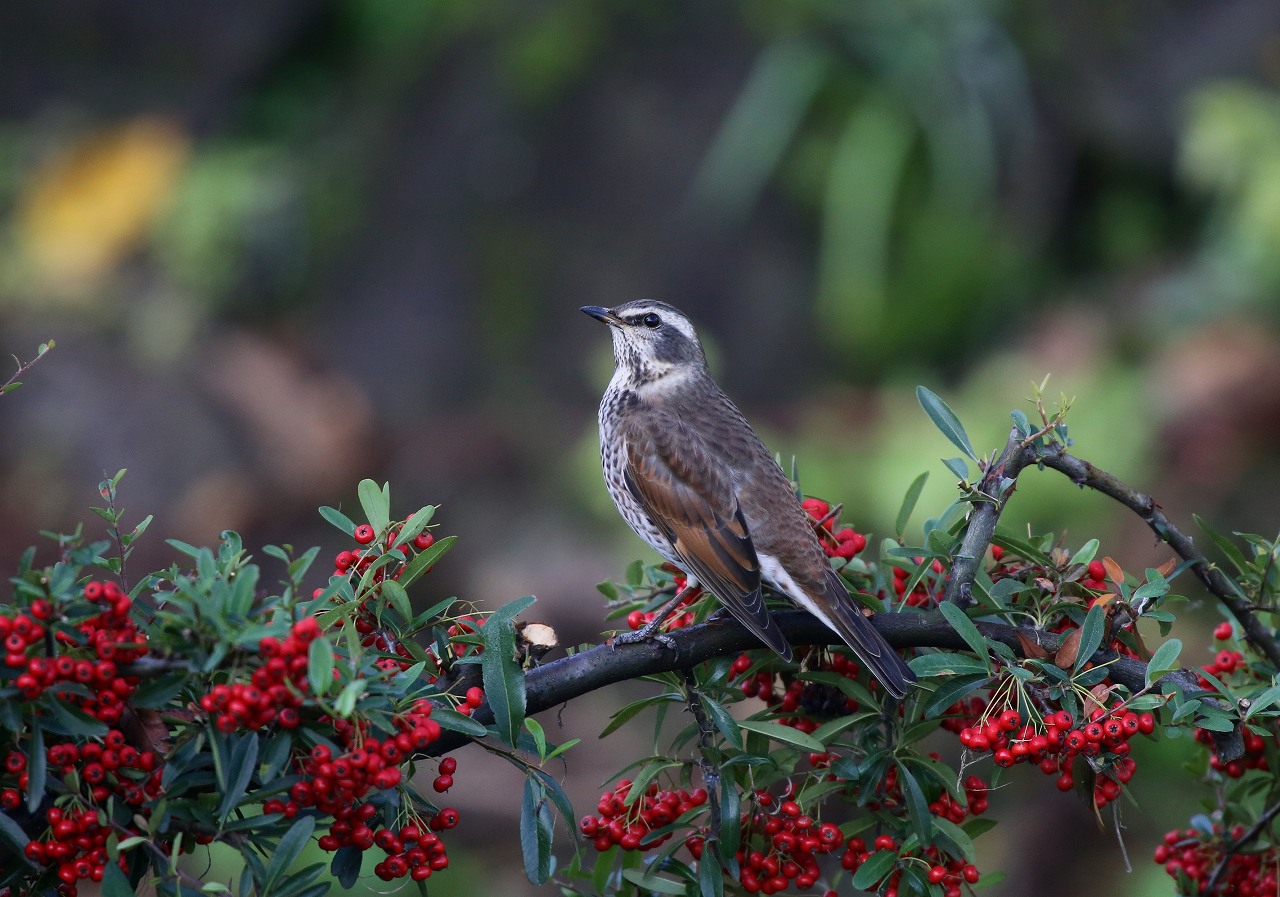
318 505 355 536
482 598 535 747
917 386 978 461
265 815 316 889
1072 603 1107 674
308 636 335 698
521 777 553 884
938 602 991 671
217 734 259 824
895 472 929 537
851 846 898 889
738 720 824 753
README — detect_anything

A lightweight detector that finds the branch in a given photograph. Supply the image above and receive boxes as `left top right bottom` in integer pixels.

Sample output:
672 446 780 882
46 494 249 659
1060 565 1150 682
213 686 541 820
425 608 1220 756
1034 446 1280 669
941 428 1035 606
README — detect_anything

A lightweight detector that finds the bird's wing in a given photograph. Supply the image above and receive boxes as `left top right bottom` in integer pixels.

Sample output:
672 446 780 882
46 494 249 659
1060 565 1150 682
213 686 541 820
816 568 916 699
623 425 792 660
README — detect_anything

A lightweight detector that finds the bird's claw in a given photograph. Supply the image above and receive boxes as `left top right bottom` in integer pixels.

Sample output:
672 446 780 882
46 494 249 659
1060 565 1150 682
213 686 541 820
612 629 678 653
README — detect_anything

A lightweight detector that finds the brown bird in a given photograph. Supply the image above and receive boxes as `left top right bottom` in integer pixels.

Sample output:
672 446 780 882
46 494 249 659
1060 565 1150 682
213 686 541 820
583 300 915 698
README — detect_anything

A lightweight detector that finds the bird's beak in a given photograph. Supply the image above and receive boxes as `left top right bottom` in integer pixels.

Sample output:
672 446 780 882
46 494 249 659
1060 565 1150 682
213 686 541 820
581 305 622 326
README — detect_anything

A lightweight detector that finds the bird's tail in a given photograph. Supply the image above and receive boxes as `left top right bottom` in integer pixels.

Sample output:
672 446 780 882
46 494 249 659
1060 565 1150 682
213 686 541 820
817 570 916 699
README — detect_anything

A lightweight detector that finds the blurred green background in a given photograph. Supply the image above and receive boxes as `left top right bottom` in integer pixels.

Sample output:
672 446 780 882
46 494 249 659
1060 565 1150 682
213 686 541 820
3 1 1280 895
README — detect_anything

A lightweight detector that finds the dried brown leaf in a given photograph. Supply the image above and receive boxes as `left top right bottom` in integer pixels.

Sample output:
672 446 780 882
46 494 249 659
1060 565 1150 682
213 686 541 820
1055 628 1082 669
1017 630 1051 660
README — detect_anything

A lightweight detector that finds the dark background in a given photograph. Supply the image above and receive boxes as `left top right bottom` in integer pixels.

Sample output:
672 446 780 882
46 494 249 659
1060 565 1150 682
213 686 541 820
3 2 1280 895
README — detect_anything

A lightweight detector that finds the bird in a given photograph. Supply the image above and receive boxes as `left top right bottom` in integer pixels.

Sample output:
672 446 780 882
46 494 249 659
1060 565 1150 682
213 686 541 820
582 300 916 699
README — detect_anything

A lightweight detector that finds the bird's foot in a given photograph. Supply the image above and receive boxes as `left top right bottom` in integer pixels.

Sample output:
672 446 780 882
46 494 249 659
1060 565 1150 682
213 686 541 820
612 626 677 653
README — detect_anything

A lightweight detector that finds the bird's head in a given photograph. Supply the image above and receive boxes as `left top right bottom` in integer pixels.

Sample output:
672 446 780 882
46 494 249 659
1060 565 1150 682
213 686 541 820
581 300 706 386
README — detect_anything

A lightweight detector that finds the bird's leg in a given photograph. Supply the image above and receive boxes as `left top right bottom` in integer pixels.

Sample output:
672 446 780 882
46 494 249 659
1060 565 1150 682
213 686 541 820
612 585 699 651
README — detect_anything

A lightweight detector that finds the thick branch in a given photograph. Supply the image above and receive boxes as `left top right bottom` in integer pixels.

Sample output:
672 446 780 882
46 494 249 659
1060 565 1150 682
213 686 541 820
427 608 1217 755
941 428 1034 606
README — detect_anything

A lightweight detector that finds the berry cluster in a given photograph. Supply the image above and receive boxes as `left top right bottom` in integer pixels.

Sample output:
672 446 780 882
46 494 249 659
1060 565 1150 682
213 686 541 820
20 807 125 892
260 698 458 883
9 580 146 725
198 617 320 732
839 833 980 897
580 779 708 851
800 498 868 562
722 792 848 894
625 573 702 634
323 524 440 669
954 703 1151 807
1155 826 1278 896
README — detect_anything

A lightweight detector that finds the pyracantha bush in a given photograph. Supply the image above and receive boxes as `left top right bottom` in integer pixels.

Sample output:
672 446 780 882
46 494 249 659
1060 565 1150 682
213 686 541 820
3 380 1280 897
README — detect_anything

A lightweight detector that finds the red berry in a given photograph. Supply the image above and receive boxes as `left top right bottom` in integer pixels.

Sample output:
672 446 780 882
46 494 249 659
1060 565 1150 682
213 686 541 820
1213 622 1233 641
354 525 376 545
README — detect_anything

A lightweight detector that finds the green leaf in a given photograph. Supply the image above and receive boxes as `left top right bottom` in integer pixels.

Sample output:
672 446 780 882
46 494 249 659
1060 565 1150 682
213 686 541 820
599 693 682 738
1009 408 1033 437
738 720 824 753
699 850 725 897
482 596 537 747
1070 539 1100 567
308 635 335 698
851 846 898 889
699 694 744 750
398 535 456 589
941 457 970 481
910 653 991 678
265 815 316 890
897 762 931 847
0 802 31 864
1194 514 1249 577
330 845 362 889
392 505 437 547
333 679 367 717
621 869 687 895
357 479 391 536
938 602 991 672
25 722 45 815
917 386 977 461
432 705 488 737
43 698 108 738
524 717 548 759
895 472 929 537
318 505 356 536
1073 603 1107 674
718 773 741 864
100 862 135 897
217 734 259 825
129 672 190 709
1145 639 1183 687
931 815 976 860
521 777 554 884
1245 684 1280 719
379 579 413 622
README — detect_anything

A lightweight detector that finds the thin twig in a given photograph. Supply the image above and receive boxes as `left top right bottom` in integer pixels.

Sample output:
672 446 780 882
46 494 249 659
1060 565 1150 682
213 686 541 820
1034 446 1280 669
1204 799 1280 893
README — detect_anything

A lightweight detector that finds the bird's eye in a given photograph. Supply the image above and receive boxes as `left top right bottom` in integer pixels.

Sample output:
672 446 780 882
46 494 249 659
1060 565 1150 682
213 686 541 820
641 313 661 329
